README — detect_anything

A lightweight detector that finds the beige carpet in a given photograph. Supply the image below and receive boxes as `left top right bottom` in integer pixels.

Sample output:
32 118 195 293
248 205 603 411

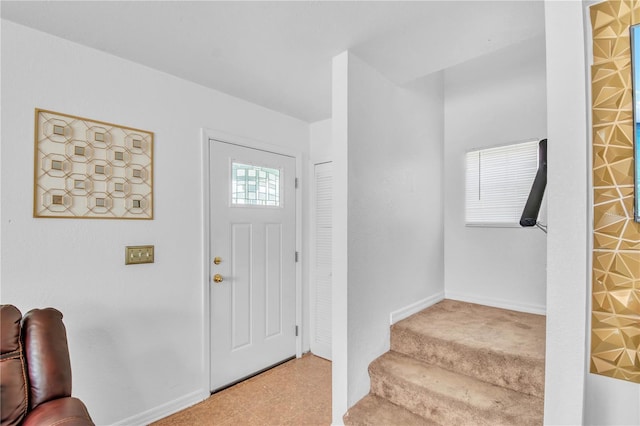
152 353 331 426
344 299 545 425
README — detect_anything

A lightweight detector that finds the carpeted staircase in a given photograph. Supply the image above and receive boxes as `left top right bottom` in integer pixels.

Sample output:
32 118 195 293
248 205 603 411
343 299 546 425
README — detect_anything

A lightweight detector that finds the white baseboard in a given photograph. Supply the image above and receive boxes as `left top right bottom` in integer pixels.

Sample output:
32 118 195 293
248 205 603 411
310 343 332 362
390 292 445 325
111 389 209 426
445 291 546 315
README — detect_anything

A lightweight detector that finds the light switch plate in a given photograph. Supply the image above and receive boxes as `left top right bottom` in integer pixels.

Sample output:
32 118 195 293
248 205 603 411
125 245 154 265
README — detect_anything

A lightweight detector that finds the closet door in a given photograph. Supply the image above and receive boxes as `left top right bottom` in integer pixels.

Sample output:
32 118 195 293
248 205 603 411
310 162 332 360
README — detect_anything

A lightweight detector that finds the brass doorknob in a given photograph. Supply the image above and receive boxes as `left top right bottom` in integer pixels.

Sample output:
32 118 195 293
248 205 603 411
213 274 223 283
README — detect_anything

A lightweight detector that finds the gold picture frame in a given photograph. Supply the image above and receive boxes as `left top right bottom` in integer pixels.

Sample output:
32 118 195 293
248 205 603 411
33 109 153 219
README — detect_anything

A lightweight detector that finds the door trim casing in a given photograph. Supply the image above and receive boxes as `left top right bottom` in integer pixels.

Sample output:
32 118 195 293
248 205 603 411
200 128 303 394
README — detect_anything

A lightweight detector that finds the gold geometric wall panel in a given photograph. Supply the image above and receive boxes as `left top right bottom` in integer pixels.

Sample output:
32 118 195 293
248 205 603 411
34 109 153 219
590 0 640 383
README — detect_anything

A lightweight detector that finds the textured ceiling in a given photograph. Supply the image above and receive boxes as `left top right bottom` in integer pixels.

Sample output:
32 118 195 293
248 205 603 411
1 1 546 122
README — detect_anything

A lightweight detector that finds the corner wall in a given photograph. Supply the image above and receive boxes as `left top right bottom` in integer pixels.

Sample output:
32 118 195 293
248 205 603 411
443 36 548 314
310 119 332 163
332 51 445 423
543 1 589 423
0 20 309 425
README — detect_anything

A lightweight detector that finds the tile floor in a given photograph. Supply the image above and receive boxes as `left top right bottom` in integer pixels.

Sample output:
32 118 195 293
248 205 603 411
152 353 332 426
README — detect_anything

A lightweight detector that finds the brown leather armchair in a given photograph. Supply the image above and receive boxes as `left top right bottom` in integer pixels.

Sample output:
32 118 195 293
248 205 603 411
1 305 94 426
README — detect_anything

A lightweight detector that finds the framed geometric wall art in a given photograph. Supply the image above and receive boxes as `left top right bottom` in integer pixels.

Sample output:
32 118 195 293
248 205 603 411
33 109 153 219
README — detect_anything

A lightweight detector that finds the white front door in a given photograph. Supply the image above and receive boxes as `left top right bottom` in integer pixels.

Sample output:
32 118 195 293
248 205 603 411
209 139 297 392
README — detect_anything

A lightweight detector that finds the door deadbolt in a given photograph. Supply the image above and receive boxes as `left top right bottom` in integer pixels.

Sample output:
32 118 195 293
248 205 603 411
213 257 222 265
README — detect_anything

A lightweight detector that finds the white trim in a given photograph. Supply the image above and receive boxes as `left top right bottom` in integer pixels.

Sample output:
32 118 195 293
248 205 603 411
201 128 303 397
111 389 209 426
203 128 301 159
200 128 212 396
307 159 316 356
309 159 318 357
445 291 546 315
465 137 543 154
313 158 333 166
294 154 303 359
466 222 530 229
389 292 445 325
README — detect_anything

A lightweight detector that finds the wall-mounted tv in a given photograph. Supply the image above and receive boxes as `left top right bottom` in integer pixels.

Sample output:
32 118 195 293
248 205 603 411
632 24 640 222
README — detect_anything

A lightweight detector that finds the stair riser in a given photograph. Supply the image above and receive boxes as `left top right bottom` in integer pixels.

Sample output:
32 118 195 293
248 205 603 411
391 328 544 398
343 394 437 426
370 368 543 426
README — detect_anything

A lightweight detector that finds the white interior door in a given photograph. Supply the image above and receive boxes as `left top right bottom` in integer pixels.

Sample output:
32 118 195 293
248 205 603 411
311 162 332 360
209 139 297 392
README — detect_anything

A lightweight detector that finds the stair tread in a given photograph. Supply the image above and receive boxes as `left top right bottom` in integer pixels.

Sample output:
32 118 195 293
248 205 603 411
344 394 438 426
391 299 545 399
345 300 546 426
393 299 545 361
370 351 543 421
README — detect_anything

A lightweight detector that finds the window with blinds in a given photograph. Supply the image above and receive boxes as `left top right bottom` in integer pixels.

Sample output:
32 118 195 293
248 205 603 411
465 140 539 226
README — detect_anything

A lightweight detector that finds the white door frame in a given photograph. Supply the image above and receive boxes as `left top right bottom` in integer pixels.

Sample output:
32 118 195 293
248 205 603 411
200 128 303 394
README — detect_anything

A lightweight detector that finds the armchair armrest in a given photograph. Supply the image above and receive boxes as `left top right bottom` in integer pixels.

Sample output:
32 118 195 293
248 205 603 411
21 397 94 426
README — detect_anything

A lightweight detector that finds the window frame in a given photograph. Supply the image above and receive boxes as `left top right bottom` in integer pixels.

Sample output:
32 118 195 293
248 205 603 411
465 139 540 228
229 159 284 209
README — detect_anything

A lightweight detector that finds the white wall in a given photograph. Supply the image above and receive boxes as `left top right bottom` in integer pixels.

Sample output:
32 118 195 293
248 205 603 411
0 21 309 425
443 36 548 314
331 52 350 424
332 51 445 423
543 2 589 422
310 119 332 164
584 373 640 425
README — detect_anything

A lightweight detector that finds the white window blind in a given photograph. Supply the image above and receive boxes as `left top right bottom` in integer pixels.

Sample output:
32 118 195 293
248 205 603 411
465 140 539 226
